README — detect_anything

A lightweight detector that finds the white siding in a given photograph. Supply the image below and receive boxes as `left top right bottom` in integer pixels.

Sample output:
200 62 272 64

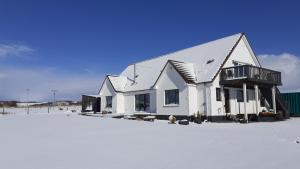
155 63 189 116
196 84 206 115
223 37 259 68
209 38 262 116
123 90 156 114
209 79 261 116
114 93 125 114
227 87 258 115
99 78 115 112
188 85 198 115
209 79 224 116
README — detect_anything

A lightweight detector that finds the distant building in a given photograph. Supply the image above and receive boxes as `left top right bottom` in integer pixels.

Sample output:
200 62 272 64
55 101 70 106
16 102 46 107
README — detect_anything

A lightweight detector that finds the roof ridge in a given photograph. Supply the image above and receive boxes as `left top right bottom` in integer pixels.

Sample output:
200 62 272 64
129 32 242 66
107 74 120 77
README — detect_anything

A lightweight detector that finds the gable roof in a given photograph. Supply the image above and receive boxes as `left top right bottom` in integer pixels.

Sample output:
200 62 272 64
152 60 197 88
167 60 196 84
108 75 127 92
98 75 126 94
101 33 246 92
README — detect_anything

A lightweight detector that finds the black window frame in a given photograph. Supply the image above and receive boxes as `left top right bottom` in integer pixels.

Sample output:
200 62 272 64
260 96 266 107
165 89 179 105
105 96 112 108
237 90 249 102
216 88 221 101
135 93 150 111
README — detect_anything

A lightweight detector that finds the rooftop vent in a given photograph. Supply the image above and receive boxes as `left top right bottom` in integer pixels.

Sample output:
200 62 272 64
206 59 215 64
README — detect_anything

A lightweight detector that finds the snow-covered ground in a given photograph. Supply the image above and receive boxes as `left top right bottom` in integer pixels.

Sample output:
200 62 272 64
0 108 299 169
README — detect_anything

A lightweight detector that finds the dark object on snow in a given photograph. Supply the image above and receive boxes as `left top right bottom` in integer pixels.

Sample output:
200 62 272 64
296 140 299 144
111 115 124 119
248 114 258 121
102 110 112 114
143 116 156 122
124 115 137 120
239 119 248 124
178 119 189 125
168 115 176 124
194 118 202 124
193 112 202 124
275 111 284 120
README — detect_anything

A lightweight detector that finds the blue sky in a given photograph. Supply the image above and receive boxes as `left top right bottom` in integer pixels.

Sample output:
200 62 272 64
0 0 300 101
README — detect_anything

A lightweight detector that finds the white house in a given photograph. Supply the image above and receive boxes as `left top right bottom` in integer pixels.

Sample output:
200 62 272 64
82 33 289 121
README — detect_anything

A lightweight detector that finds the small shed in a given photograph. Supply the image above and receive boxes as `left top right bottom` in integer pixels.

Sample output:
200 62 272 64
280 92 300 117
81 95 101 113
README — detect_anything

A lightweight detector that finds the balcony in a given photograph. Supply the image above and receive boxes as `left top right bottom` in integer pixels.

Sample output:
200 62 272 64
220 65 282 86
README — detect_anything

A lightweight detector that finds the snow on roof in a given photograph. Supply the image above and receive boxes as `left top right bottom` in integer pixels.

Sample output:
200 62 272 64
106 33 243 92
83 94 100 98
169 60 196 83
107 75 127 92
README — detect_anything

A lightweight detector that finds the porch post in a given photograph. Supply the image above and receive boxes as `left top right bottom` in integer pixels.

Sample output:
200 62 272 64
221 85 225 114
272 86 276 114
243 83 248 121
254 85 259 115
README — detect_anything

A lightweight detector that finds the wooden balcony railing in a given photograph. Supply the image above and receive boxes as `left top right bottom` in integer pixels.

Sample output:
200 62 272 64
220 65 282 85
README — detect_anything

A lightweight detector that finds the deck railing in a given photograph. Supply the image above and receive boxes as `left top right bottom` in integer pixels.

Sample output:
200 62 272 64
220 65 282 85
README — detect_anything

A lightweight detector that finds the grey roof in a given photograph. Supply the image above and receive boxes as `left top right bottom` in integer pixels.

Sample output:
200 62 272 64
104 33 243 92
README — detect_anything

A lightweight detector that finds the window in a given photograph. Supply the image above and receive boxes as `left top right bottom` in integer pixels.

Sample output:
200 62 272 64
106 96 112 108
216 88 221 101
237 90 249 102
260 96 266 107
165 89 179 105
135 94 150 111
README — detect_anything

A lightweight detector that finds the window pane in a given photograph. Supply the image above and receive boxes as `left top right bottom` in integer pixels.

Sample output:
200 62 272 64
216 88 221 101
106 96 112 108
165 89 179 105
238 66 243 77
135 94 150 111
237 90 249 102
237 90 243 102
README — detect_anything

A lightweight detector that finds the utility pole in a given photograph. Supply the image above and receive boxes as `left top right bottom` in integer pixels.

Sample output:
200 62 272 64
51 89 58 110
2 102 4 114
26 89 30 115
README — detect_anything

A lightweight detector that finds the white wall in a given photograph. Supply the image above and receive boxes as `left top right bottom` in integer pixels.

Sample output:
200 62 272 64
208 37 262 116
99 78 115 113
223 37 259 68
209 80 223 116
114 93 125 114
209 77 261 116
227 87 258 115
123 89 156 114
196 84 207 116
155 63 190 116
188 85 198 116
